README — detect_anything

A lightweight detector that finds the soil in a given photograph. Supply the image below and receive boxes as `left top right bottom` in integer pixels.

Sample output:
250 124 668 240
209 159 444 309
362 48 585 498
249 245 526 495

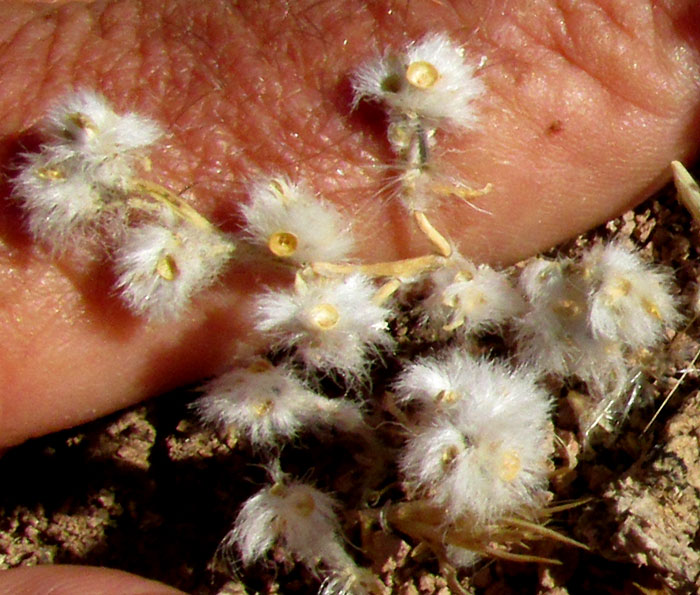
2 176 700 595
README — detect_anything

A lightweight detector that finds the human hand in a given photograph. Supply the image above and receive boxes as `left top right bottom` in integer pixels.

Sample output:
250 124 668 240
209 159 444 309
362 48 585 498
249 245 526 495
1 0 699 592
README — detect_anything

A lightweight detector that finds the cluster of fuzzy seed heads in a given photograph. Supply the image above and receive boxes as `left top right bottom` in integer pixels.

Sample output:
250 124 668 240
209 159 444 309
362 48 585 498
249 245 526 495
14 91 235 320
11 33 688 595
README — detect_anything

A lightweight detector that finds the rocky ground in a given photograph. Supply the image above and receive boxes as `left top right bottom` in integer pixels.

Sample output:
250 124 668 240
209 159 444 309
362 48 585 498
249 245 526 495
2 174 700 595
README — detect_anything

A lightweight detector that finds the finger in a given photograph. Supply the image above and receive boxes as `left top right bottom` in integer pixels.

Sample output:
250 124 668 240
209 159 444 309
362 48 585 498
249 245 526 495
0 565 185 595
0 0 698 447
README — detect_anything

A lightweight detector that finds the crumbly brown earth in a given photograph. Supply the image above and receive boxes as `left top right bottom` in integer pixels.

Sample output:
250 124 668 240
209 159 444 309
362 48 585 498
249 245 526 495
2 174 700 595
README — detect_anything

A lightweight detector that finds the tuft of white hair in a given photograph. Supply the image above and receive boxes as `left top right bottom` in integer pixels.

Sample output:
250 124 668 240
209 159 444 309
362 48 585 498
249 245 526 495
515 257 596 378
397 349 553 523
13 149 106 248
255 273 393 378
226 473 353 572
422 258 523 336
241 177 355 264
13 90 162 250
47 90 162 167
444 545 481 570
515 250 680 397
195 361 365 448
352 33 485 129
582 243 682 350
113 215 234 320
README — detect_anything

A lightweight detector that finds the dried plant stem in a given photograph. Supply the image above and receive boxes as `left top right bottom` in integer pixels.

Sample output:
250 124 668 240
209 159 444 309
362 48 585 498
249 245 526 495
311 254 446 279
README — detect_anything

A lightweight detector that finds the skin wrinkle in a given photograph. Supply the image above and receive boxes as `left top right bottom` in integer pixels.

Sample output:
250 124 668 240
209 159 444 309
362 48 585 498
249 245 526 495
61 5 96 74
582 0 647 40
464 7 696 154
146 7 245 203
48 6 96 93
98 5 143 96
561 2 695 113
0 7 34 57
4 9 57 119
498 3 653 115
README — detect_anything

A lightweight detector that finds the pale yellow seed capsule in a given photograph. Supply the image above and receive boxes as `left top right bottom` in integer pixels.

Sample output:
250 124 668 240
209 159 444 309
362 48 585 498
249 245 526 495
498 450 522 482
642 298 662 320
269 483 288 498
606 278 632 301
309 303 340 330
156 254 178 281
268 178 292 204
253 399 274 417
247 359 274 374
292 490 317 518
268 231 298 257
454 270 474 283
36 166 66 181
441 444 461 468
66 112 99 136
436 389 460 404
553 298 582 318
406 61 440 90
461 292 488 313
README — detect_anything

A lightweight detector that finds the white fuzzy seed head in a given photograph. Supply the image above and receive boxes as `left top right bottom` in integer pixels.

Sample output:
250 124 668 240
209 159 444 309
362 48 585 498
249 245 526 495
14 91 162 250
352 33 484 129
515 249 679 396
227 474 352 572
582 243 682 350
47 90 162 169
195 360 365 448
255 273 394 378
13 149 105 248
241 177 355 264
423 259 523 335
393 351 467 413
114 216 234 320
398 349 553 523
515 257 598 378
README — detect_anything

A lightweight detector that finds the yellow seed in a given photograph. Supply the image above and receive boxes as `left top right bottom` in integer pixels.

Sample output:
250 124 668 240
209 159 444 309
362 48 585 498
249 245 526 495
35 166 66 181
252 399 274 417
310 303 340 330
642 298 662 320
155 254 178 280
461 292 487 312
553 298 582 318
247 359 274 374
441 444 461 467
66 112 98 136
269 483 288 498
268 231 298 257
499 450 522 482
454 270 474 283
292 491 316 518
607 278 632 300
436 389 460 404
406 61 440 89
